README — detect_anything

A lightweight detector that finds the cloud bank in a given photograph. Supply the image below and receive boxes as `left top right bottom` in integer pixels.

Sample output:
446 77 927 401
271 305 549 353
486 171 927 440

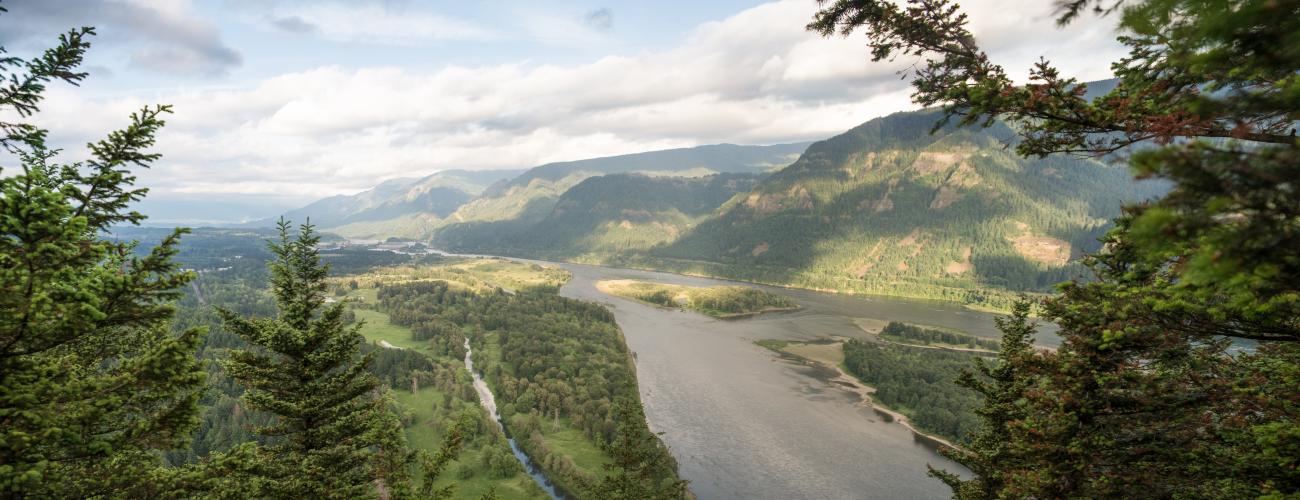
22 0 1127 204
0 0 242 76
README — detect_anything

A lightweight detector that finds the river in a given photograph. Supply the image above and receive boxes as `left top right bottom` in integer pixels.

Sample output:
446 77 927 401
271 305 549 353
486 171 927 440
463 338 565 499
437 249 1056 499
538 261 1058 500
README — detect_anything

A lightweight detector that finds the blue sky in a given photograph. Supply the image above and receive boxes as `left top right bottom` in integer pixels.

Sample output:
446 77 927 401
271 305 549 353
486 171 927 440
0 0 1127 221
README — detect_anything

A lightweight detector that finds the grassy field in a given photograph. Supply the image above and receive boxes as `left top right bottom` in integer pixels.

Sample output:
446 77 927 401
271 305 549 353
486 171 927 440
537 421 611 473
393 388 546 500
352 307 428 351
783 340 846 367
851 317 889 334
596 279 798 319
392 386 450 451
331 257 570 294
756 338 846 367
449 259 570 291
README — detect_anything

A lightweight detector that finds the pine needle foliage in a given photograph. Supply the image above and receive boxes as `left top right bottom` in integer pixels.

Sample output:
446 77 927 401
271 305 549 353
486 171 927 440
812 0 1298 496
217 220 419 498
0 11 205 497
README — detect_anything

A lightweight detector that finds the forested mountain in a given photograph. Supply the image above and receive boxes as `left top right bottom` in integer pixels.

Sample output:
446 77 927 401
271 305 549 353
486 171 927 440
643 109 1168 305
441 143 808 227
435 173 763 258
254 169 522 239
437 109 1166 308
266 143 805 242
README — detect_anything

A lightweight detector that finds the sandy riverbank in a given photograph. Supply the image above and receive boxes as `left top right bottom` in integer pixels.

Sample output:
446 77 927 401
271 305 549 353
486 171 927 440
774 337 962 451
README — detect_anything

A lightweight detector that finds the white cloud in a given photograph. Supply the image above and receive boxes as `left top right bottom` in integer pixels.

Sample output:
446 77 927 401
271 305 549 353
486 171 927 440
0 0 241 76
22 0 1127 204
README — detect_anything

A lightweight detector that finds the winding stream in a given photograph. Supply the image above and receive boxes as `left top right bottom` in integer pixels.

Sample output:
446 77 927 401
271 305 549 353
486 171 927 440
463 338 565 499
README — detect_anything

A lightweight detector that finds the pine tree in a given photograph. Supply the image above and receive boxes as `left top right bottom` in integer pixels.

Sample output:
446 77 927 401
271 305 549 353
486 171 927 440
812 0 1298 496
928 300 1038 498
217 220 415 498
586 398 688 500
0 16 206 497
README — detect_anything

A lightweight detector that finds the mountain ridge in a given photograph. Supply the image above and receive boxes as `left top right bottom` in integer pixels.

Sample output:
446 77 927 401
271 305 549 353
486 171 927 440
433 107 1166 309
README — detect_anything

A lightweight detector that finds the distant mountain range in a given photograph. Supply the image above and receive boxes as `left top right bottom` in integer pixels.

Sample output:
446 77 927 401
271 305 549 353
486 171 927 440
253 84 1164 308
442 143 809 227
246 169 522 239
434 172 765 256
258 142 808 239
428 109 1163 308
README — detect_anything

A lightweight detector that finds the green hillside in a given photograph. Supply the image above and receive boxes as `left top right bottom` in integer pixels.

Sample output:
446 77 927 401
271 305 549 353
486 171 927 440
436 109 1166 309
636 110 1167 307
441 143 808 227
435 173 761 259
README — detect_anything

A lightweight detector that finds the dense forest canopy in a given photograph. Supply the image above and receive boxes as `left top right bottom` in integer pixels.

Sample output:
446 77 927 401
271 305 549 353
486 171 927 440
369 273 687 498
879 321 1000 351
840 339 985 442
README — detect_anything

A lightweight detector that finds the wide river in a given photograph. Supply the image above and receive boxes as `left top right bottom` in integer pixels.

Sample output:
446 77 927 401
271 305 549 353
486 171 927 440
499 259 1058 500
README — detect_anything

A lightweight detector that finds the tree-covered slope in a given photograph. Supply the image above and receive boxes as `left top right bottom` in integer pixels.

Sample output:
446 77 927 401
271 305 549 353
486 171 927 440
435 173 762 259
639 109 1167 305
440 143 808 227
435 108 1166 308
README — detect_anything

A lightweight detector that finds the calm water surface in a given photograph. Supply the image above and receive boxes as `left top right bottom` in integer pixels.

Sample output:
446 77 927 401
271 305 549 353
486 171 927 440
535 261 1059 500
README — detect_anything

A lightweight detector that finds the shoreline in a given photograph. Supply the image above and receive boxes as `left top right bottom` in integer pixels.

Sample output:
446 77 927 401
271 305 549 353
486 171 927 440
429 247 1034 315
761 339 962 451
852 319 1000 355
822 355 961 450
593 279 802 320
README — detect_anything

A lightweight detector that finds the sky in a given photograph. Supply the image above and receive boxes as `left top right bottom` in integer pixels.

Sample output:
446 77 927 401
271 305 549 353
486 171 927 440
0 0 1129 220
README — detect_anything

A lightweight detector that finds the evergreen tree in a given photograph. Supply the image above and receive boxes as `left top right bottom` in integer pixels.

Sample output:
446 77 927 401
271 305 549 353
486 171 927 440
217 220 415 498
586 398 688 500
0 17 205 497
812 0 1298 496
928 300 1037 498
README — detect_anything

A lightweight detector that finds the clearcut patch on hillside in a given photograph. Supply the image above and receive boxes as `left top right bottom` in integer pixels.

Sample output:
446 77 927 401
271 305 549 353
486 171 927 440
1011 234 1071 266
945 246 974 274
911 151 969 176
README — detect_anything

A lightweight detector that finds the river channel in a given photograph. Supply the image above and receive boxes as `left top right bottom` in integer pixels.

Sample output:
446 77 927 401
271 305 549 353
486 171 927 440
536 260 1057 500
463 338 565 499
